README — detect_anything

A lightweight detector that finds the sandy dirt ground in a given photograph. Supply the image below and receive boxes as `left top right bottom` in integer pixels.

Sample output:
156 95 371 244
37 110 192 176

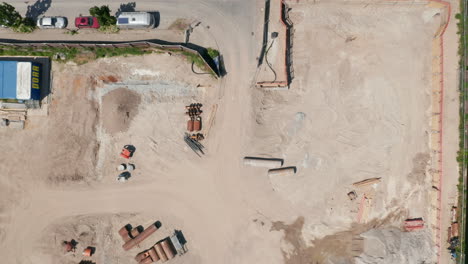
0 1 461 264
438 0 461 263
250 2 448 263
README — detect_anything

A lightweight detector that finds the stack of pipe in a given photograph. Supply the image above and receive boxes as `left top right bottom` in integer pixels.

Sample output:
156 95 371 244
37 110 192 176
134 238 177 263
123 223 158 251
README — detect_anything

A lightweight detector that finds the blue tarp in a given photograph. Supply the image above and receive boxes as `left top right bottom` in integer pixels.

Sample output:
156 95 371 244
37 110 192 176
0 61 18 99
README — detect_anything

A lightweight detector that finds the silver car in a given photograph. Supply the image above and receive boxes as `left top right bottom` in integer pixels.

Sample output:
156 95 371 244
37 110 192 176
37 16 67 29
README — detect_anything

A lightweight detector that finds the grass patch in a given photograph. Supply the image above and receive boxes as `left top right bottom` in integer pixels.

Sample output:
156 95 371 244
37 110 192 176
0 45 218 77
0 45 151 63
456 0 467 260
98 24 119 34
206 48 219 59
168 18 190 30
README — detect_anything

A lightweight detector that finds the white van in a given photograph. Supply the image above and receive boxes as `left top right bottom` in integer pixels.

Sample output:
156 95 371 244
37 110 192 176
116 12 156 28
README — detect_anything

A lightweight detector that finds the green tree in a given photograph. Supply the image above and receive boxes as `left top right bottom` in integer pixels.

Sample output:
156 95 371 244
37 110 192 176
89 5 117 27
0 2 22 27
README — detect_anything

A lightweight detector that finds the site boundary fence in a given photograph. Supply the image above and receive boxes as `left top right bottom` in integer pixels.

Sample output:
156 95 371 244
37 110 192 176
459 0 468 263
256 0 292 89
0 40 220 78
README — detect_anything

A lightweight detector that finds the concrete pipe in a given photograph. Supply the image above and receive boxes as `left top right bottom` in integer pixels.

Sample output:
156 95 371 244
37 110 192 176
139 256 153 264
267 167 296 177
243 157 283 168
148 247 159 262
135 251 150 262
121 232 132 243
160 239 175 259
154 243 168 262
117 164 126 171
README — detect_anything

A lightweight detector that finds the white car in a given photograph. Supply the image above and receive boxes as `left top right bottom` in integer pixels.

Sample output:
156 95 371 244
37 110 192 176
37 16 67 29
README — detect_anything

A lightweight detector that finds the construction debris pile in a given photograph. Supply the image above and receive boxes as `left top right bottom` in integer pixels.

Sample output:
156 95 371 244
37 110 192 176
184 103 206 156
0 109 26 129
447 206 459 259
61 239 95 262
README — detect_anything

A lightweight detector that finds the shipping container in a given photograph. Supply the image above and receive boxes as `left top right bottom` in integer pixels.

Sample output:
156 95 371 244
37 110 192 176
0 61 41 101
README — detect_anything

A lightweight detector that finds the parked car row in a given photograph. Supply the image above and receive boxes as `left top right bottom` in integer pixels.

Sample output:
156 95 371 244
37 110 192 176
36 12 157 30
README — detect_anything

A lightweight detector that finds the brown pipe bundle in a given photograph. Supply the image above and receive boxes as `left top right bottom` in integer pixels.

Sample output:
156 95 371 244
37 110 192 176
160 240 175 259
154 243 168 262
123 223 158 251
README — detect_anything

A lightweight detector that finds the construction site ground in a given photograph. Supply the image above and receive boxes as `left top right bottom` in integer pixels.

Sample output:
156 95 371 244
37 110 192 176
0 0 461 264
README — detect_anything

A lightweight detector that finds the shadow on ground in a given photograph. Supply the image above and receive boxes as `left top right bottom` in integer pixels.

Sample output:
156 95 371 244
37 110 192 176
116 2 136 16
26 0 52 20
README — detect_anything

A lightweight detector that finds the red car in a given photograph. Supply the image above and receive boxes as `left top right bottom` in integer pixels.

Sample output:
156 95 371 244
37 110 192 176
74 16 100 29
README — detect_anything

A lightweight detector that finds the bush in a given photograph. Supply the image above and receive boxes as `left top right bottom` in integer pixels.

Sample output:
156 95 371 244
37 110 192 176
0 2 22 27
12 17 35 33
89 5 117 27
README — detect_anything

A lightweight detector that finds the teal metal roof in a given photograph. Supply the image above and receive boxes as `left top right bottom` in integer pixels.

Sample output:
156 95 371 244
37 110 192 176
0 61 18 99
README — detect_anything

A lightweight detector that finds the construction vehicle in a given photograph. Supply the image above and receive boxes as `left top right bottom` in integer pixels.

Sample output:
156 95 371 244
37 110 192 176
120 145 135 159
62 240 76 253
189 133 204 141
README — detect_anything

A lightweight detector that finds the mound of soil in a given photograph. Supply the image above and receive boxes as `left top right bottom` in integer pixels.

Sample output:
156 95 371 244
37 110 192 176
102 88 141 134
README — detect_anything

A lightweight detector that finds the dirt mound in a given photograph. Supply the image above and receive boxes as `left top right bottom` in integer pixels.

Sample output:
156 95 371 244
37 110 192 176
102 88 141 134
356 228 434 264
271 217 364 264
40 214 138 264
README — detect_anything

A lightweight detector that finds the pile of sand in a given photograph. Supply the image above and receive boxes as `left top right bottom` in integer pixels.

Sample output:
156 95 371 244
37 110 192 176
101 88 141 134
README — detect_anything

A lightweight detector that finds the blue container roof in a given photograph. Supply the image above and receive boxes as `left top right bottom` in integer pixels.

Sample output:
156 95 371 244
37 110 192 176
0 61 18 99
